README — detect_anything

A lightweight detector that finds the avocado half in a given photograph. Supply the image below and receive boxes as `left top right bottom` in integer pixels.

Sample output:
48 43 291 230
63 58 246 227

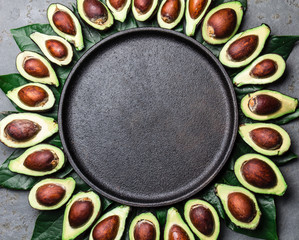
239 123 291 156
62 191 101 240
233 54 286 86
30 32 73 66
234 153 287 196
164 207 195 240
240 90 298 121
0 113 58 148
90 205 130 240
107 0 131 22
77 0 114 30
16 51 59 87
48 3 84 51
129 212 160 240
215 184 261 230
157 0 185 30
132 0 159 22
185 0 211 37
8 144 65 176
201 1 244 45
219 24 271 68
184 199 220 240
6 83 55 112
28 177 76 210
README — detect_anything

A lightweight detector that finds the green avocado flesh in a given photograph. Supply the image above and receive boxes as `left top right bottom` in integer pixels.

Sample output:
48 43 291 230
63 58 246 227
241 90 298 121
77 0 114 30
6 83 55 112
233 53 286 86
185 0 211 36
164 207 195 240
129 212 160 240
219 24 271 68
28 177 76 210
30 32 73 66
90 205 130 240
48 3 84 51
216 184 261 230
62 191 101 240
0 113 58 148
132 0 159 21
184 199 220 240
234 153 287 196
8 144 65 176
157 0 185 30
201 1 244 45
107 0 131 22
16 51 59 87
239 123 291 156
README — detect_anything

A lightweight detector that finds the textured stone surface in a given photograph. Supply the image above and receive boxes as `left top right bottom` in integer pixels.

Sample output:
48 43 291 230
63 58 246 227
0 0 298 239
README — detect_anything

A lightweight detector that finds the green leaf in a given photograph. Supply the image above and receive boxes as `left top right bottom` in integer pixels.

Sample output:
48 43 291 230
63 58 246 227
31 209 65 240
272 151 298 166
263 35 299 60
272 108 299 125
0 74 28 93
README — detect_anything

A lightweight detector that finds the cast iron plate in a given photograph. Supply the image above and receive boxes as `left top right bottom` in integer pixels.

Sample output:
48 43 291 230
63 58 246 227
59 28 238 207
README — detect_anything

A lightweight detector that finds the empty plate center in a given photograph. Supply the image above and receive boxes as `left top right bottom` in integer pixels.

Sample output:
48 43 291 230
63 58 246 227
59 28 238 207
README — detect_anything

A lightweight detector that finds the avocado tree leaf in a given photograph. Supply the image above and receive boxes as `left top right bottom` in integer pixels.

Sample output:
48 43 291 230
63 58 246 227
31 209 65 240
272 108 299 125
271 151 298 166
262 35 299 60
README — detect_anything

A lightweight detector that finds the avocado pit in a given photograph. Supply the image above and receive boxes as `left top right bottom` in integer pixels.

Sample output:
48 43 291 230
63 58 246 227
109 0 127 10
23 149 58 171
134 0 154 14
69 198 94 228
250 127 282 150
248 94 281 115
36 183 66 206
45 39 68 59
250 59 277 78
189 0 208 19
4 119 41 142
207 8 237 39
168 224 190 240
161 0 181 23
134 219 156 240
83 0 108 24
92 215 120 240
23 58 50 78
189 204 214 236
52 9 77 36
227 35 259 61
18 85 49 107
227 192 257 223
241 158 277 188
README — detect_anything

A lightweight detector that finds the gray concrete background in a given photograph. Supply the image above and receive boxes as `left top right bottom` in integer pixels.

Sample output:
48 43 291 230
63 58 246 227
0 0 298 239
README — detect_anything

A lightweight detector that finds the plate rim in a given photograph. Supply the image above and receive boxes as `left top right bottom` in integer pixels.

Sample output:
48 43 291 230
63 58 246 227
58 27 239 207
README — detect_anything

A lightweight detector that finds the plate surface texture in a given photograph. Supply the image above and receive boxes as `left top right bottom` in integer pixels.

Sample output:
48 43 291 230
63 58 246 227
59 28 238 207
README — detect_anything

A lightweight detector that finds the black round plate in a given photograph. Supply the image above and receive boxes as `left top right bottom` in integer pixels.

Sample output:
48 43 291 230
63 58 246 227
59 28 238 207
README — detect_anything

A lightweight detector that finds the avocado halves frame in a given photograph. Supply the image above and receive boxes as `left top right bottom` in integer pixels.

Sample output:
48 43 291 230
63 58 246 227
58 28 238 207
